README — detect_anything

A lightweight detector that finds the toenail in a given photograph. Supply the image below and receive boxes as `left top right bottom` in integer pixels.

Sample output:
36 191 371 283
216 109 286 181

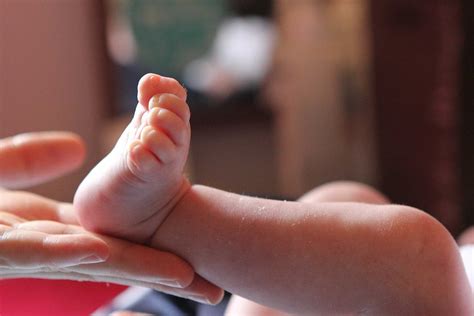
143 126 156 140
157 108 166 116
128 141 141 153
152 107 166 117
148 107 161 119
149 95 160 109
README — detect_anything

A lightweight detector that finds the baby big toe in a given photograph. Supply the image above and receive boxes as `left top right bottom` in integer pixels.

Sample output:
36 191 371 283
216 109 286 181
149 94 191 123
140 126 176 164
137 73 187 108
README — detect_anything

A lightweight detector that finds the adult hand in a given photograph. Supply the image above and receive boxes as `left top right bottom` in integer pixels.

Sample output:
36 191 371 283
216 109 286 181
0 132 224 304
0 131 86 189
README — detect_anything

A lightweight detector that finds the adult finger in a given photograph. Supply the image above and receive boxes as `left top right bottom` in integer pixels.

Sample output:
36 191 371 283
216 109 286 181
9 220 193 287
12 220 86 235
0 226 109 268
137 274 224 305
0 190 79 225
64 234 195 288
18 223 224 303
0 212 25 226
168 274 225 305
0 199 221 300
0 132 86 189
1 270 224 305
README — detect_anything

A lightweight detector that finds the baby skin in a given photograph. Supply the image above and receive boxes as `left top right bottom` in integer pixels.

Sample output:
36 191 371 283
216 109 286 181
75 74 473 315
75 74 191 242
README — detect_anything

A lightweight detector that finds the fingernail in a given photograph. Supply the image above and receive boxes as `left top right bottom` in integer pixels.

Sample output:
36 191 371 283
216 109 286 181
158 279 185 288
79 255 105 264
186 295 212 305
11 133 31 145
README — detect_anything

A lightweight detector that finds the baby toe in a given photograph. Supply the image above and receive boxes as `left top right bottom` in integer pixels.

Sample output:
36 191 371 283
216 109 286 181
127 141 161 177
137 73 187 108
149 94 191 123
140 126 177 164
148 107 189 146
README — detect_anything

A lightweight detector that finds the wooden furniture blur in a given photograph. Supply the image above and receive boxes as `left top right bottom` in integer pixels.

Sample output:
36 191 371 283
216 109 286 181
460 0 474 229
371 0 463 233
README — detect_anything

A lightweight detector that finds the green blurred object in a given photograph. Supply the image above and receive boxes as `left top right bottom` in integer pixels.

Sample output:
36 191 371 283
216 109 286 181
127 0 224 77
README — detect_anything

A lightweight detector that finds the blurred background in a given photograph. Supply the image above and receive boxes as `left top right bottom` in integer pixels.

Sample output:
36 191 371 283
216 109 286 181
0 0 473 314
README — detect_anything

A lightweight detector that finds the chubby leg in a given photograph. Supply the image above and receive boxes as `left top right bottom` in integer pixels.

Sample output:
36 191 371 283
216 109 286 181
225 181 389 316
458 226 474 295
74 74 191 242
298 181 389 205
459 227 474 246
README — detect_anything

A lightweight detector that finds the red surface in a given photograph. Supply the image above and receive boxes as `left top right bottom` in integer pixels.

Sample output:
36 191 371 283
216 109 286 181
0 279 126 316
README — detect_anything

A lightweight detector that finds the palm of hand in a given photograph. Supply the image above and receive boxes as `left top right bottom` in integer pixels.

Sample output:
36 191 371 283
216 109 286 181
0 132 223 304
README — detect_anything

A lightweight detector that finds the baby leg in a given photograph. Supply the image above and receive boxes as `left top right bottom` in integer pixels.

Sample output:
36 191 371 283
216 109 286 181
298 181 389 205
458 227 474 293
74 74 191 242
225 181 389 316
459 227 474 246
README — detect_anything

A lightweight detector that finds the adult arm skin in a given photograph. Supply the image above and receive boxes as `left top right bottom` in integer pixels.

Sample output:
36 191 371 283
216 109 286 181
153 185 474 314
0 132 223 304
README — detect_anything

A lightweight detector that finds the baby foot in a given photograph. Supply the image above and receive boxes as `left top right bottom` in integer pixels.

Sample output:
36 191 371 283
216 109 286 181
74 74 191 242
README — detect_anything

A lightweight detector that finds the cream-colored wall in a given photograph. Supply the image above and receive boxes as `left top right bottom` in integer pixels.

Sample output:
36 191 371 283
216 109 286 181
0 0 109 201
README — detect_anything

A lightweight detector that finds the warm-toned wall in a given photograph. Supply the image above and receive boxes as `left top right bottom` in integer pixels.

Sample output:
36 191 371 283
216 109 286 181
0 0 109 201
269 0 375 198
